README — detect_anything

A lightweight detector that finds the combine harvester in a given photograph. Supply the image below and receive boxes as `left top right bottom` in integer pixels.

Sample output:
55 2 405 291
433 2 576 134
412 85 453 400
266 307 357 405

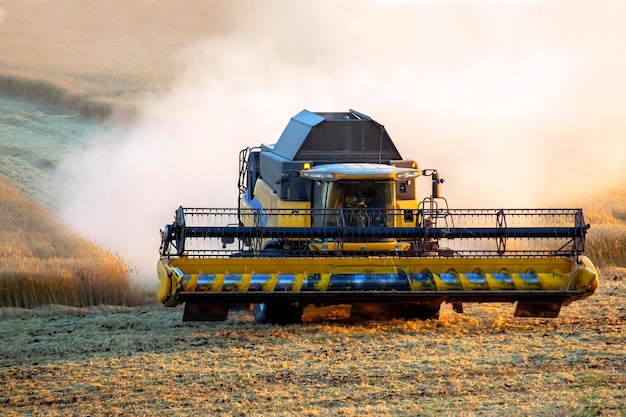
157 109 598 323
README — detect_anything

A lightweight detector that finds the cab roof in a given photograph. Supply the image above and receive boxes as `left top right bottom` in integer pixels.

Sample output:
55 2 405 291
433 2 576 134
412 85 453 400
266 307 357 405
269 109 403 162
303 163 422 180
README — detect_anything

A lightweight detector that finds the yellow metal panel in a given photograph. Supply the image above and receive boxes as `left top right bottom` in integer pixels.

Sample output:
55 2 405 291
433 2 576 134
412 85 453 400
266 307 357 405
408 269 436 291
292 273 305 291
262 274 278 291
394 202 419 227
536 270 567 290
168 255 579 278
308 241 412 252
570 266 599 293
164 255 592 295
243 180 311 248
184 274 199 292
157 259 177 303
239 274 251 291
485 270 515 290
211 274 225 292
159 253 598 314
576 255 599 292
433 270 454 291
253 180 311 213
314 273 331 291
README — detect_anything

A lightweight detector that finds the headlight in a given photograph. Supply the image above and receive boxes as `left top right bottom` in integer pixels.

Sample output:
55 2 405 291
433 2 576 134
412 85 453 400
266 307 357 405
302 171 335 180
396 171 420 179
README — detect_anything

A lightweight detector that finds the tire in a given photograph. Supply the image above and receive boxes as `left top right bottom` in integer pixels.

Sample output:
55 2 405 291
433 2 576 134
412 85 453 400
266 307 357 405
253 303 303 325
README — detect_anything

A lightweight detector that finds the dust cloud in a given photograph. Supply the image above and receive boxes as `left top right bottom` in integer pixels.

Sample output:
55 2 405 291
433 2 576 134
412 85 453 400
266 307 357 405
53 0 626 281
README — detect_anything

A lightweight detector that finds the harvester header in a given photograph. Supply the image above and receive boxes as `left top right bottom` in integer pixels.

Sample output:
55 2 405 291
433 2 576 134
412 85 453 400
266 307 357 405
158 109 598 323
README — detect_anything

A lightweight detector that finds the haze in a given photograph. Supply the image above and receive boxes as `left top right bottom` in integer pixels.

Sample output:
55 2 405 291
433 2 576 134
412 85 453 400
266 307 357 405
1 0 624 280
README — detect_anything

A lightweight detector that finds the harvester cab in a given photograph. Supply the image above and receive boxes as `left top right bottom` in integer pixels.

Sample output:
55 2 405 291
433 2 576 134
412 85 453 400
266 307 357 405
158 109 598 323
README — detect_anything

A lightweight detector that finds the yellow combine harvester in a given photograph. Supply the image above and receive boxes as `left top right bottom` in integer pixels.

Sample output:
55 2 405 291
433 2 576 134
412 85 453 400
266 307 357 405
157 109 598 323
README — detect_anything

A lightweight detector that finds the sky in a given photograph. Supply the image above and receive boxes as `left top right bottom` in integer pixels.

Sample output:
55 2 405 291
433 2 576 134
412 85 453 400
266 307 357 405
8 0 620 280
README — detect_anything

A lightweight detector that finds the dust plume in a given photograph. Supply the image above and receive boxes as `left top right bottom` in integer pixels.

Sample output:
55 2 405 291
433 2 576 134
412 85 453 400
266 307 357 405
57 0 626 281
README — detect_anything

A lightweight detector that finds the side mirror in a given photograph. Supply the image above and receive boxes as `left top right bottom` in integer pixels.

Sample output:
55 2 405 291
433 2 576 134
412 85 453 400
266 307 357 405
276 173 291 185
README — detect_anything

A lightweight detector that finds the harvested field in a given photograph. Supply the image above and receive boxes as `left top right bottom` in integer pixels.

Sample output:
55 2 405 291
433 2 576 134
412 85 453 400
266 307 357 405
1 268 624 416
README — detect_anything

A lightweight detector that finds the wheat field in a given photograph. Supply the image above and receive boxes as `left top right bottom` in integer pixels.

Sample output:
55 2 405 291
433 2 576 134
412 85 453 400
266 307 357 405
0 180 145 308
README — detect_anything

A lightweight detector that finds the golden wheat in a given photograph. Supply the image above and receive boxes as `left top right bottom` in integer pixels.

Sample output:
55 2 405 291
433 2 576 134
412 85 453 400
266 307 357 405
578 188 626 267
0 180 138 308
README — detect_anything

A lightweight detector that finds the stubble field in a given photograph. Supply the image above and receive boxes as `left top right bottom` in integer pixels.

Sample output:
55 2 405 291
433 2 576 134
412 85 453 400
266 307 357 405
1 272 625 416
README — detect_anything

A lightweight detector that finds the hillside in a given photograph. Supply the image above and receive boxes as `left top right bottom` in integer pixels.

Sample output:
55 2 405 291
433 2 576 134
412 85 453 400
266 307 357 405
0 179 140 307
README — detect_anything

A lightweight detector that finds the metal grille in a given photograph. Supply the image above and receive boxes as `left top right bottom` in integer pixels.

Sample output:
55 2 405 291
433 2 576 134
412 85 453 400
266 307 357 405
160 207 588 259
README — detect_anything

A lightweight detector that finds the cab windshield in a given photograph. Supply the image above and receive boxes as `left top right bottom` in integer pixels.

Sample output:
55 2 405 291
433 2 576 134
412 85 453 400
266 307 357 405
313 179 394 227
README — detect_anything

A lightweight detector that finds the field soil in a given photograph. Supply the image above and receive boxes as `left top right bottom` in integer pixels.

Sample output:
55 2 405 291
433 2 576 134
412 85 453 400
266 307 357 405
1 268 624 416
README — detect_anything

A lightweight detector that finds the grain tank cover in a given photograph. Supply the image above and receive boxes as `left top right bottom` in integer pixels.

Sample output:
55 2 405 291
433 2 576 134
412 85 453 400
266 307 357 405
270 109 403 162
